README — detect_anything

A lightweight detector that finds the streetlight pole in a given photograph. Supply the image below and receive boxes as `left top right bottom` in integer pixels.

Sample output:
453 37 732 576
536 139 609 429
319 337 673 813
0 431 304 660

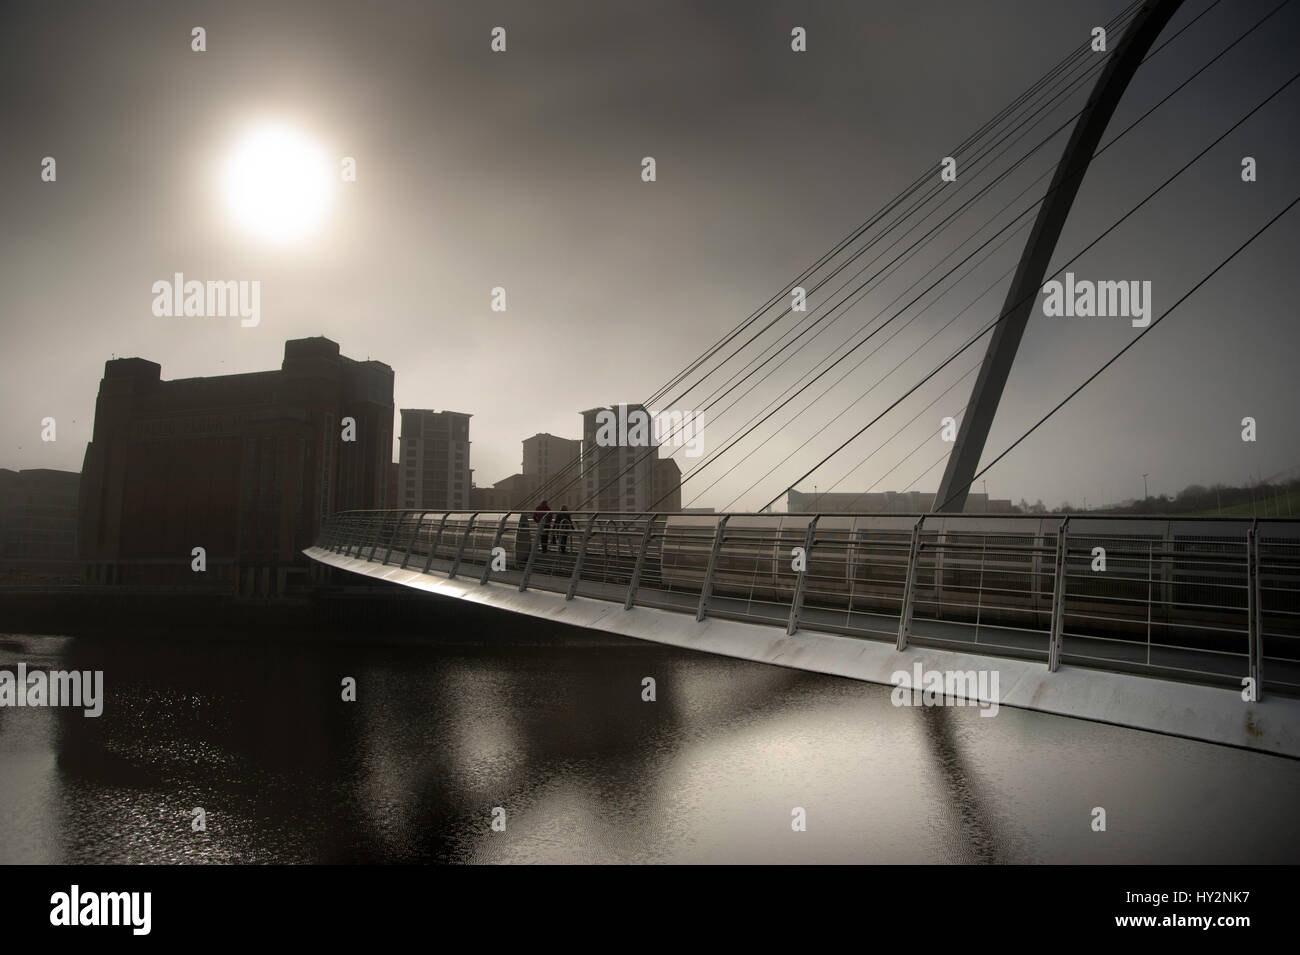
1142 473 1149 504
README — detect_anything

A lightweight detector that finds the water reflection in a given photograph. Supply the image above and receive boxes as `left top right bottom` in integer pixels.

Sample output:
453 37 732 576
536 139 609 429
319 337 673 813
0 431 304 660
0 625 1297 864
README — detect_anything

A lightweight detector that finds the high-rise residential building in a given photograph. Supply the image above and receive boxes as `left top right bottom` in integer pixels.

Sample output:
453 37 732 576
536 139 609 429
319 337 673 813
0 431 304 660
580 404 657 512
78 336 394 595
522 432 582 509
652 457 682 512
398 409 472 510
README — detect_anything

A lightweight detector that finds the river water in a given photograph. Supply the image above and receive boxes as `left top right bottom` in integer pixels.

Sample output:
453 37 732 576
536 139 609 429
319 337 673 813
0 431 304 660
1 618 1297 864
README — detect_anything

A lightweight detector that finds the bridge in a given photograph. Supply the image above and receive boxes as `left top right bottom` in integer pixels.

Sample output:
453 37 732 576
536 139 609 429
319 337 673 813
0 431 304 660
306 509 1300 756
311 1 1300 755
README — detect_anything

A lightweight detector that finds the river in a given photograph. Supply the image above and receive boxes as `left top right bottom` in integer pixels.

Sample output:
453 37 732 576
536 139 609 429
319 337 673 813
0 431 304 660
1 615 1297 864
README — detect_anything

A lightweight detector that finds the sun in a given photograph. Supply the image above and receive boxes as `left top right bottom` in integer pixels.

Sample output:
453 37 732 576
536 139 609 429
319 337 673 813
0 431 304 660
220 123 335 245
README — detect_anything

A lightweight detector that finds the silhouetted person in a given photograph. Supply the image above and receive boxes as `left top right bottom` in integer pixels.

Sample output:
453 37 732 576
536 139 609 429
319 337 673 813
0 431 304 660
532 500 552 553
556 505 574 553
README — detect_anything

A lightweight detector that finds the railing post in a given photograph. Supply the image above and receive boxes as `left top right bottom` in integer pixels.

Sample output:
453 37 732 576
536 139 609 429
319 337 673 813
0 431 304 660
400 512 426 569
566 512 598 600
625 515 659 610
1047 516 1070 671
423 514 450 574
382 511 408 565
1247 520 1264 701
696 516 730 622
481 513 511 585
519 510 546 592
449 512 478 580
786 516 820 636
367 513 390 562
1031 518 1046 616
897 516 925 651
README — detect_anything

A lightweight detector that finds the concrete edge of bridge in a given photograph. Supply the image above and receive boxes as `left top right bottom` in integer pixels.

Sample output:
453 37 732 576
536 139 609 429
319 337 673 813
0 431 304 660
305 547 1300 760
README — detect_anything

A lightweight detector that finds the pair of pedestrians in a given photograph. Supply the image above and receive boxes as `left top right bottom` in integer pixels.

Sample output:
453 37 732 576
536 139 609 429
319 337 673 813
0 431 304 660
531 501 575 553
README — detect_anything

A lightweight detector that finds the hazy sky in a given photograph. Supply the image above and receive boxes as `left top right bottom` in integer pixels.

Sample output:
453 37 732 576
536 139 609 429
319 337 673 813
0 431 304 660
2 0 1297 510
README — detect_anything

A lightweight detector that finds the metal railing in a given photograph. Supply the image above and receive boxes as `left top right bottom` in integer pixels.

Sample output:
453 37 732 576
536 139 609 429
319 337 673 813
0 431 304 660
313 509 1300 698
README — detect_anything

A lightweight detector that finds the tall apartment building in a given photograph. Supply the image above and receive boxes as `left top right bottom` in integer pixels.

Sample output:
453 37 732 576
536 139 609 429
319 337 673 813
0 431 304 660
652 457 682 512
522 432 582 509
466 433 581 512
398 409 472 510
580 404 658 512
78 336 394 595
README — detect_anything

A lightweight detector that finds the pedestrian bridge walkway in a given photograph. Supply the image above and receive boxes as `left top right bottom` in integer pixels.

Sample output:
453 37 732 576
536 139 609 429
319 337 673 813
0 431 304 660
305 509 1300 757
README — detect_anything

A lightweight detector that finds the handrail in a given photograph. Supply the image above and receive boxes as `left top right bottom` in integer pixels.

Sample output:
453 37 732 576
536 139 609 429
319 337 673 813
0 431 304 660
309 508 1300 699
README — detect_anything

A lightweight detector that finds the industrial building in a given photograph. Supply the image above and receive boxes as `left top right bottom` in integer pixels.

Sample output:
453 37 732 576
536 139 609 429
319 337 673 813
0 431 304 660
78 336 394 595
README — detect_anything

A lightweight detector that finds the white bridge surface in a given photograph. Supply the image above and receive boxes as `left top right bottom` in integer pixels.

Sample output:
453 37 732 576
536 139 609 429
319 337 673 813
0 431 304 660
306 546 1300 759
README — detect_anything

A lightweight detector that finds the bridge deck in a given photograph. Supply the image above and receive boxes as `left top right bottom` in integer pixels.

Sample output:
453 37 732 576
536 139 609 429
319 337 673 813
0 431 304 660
304 541 1300 758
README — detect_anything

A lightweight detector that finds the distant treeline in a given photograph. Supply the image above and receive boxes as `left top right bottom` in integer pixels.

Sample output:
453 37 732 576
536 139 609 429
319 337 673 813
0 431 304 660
1010 476 1300 517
